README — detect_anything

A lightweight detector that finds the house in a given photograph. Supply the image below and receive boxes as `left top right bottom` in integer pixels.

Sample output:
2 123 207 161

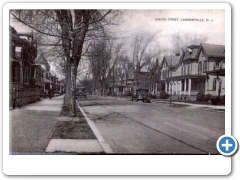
35 53 52 95
159 43 225 100
196 43 225 97
10 26 38 89
159 52 185 98
10 26 42 107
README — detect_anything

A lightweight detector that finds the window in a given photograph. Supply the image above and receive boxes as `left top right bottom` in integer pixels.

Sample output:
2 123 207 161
203 60 207 72
198 61 202 74
15 46 22 58
183 63 187 75
188 63 191 74
215 61 220 69
163 69 169 79
213 78 217 91
181 79 184 91
186 79 189 91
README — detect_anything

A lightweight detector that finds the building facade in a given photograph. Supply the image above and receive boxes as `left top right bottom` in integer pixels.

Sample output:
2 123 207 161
10 26 64 108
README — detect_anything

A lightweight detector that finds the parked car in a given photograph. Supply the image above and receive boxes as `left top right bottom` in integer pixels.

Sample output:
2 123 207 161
75 88 87 99
132 88 151 103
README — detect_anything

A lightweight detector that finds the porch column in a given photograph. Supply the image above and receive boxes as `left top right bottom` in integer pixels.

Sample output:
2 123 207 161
205 78 208 94
180 80 182 96
20 62 23 84
168 82 171 94
188 78 192 96
165 81 167 92
184 79 186 95
175 81 178 95
155 83 158 94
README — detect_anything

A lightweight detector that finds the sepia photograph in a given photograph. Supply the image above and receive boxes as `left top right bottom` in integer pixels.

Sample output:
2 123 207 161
8 8 225 155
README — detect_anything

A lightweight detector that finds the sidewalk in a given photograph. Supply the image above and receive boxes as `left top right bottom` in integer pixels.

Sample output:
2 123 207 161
151 99 225 111
9 95 105 154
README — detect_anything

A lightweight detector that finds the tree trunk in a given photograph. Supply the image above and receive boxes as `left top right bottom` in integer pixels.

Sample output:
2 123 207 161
64 61 71 105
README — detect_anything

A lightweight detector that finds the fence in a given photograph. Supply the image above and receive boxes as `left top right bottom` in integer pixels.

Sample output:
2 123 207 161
11 88 41 109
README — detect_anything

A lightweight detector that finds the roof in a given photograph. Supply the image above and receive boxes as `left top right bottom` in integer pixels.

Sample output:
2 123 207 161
35 54 50 66
200 43 225 58
50 70 56 76
140 66 150 73
163 55 182 68
184 45 200 60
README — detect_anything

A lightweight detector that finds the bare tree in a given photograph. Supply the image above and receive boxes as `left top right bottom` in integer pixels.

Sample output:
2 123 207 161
11 9 120 116
172 32 207 51
131 33 160 89
113 54 130 96
88 37 112 95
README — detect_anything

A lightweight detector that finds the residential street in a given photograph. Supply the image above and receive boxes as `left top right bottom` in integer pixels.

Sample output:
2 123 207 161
78 95 225 154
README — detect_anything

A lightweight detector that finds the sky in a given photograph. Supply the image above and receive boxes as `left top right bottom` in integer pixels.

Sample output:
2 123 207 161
114 9 225 49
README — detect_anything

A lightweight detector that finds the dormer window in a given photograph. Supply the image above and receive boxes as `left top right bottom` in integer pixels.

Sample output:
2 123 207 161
187 48 192 55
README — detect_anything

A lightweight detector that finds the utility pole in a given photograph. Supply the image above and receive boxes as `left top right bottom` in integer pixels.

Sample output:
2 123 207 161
169 58 172 105
112 65 115 97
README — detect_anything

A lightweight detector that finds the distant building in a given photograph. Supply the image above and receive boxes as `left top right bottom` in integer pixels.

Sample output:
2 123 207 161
35 53 53 95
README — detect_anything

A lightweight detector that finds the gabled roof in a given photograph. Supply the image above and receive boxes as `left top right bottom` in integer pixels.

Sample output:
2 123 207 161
50 70 57 76
35 53 50 66
140 66 150 73
160 54 182 69
199 43 225 58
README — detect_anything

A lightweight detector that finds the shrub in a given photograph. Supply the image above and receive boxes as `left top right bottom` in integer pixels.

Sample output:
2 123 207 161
211 96 220 105
149 94 157 98
205 94 212 101
160 91 170 99
219 95 225 105
196 91 205 101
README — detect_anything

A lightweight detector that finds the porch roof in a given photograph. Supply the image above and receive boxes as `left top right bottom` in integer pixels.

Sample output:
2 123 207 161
166 74 206 80
206 69 225 76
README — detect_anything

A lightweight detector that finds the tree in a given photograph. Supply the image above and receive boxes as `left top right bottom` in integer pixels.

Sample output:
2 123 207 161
113 54 130 96
88 37 112 95
11 9 119 116
172 32 207 52
131 33 161 89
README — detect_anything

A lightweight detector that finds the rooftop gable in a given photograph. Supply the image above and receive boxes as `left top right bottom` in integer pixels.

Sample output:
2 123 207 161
198 43 225 58
183 45 200 60
35 53 50 66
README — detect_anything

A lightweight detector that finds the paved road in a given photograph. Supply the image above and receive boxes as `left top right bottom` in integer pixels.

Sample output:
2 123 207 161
78 95 225 154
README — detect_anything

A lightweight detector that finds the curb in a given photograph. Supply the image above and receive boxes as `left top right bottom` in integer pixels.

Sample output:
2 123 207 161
76 101 114 154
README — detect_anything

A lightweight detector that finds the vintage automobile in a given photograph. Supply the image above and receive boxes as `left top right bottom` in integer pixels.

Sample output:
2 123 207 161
75 87 87 99
132 88 151 103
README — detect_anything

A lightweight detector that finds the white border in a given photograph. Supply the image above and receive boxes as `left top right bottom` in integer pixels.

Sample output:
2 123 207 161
3 3 231 175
